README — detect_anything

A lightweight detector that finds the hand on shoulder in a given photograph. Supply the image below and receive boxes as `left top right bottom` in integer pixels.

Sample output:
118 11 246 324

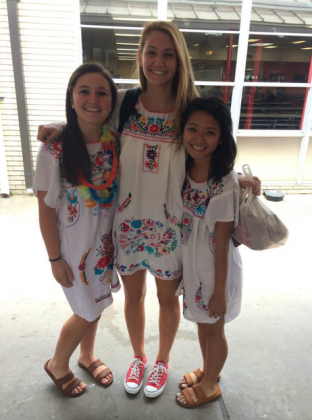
37 122 66 142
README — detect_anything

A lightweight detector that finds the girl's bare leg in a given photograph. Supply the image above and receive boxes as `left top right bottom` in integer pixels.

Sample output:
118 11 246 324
155 277 181 363
78 320 113 385
47 314 99 394
198 323 208 367
178 318 227 404
122 270 147 358
199 319 227 393
179 322 207 387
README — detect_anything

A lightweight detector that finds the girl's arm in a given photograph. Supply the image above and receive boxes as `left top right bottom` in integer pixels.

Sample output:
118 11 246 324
37 122 66 142
208 220 234 318
37 191 74 288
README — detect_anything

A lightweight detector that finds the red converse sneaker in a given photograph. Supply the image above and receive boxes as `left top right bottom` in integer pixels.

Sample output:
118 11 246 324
124 356 147 394
144 361 168 398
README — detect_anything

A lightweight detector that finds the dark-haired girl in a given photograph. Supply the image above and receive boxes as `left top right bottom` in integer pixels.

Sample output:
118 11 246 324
33 63 120 397
176 97 242 408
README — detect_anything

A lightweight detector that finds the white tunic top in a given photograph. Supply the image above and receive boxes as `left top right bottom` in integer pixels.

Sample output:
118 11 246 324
181 170 243 324
113 91 185 280
33 136 120 322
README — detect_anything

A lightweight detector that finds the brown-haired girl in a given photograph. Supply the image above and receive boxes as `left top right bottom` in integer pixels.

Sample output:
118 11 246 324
33 63 120 397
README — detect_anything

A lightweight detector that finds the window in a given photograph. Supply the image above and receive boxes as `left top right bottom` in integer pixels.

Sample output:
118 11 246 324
82 27 140 79
239 87 307 130
184 32 239 82
245 35 312 83
198 85 233 104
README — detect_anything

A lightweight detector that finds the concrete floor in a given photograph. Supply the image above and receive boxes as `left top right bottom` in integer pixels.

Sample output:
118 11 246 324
0 194 311 420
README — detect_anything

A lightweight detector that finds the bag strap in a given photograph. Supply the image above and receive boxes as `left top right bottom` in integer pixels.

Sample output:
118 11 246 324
242 164 253 205
118 87 142 134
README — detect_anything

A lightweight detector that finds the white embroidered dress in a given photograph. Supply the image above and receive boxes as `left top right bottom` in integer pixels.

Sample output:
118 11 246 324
113 91 185 280
181 170 243 324
33 136 120 322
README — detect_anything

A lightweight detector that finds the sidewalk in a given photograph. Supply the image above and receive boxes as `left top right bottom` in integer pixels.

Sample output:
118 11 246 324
0 195 311 420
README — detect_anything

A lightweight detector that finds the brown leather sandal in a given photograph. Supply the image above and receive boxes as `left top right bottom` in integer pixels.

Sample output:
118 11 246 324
179 368 221 390
44 360 85 398
78 359 113 387
176 383 221 408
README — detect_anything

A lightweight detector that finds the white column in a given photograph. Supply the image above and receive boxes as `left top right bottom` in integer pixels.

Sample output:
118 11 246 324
231 0 253 138
0 103 10 197
74 0 83 65
297 85 312 183
157 0 168 21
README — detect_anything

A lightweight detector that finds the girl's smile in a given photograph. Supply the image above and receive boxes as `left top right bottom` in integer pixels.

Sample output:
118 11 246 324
71 73 112 132
183 110 221 164
192 145 207 151
139 30 178 88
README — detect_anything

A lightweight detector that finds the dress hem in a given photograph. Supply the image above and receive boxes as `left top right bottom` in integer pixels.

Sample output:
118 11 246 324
117 266 181 281
70 297 114 322
183 310 241 325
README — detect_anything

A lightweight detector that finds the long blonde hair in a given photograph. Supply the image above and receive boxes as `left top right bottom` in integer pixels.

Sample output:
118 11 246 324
137 21 198 139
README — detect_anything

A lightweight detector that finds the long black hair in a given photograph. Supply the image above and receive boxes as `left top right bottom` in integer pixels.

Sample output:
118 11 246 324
62 63 117 186
180 96 237 182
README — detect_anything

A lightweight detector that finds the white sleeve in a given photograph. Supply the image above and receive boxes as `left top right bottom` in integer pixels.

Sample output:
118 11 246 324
205 171 240 232
111 89 128 132
32 144 62 208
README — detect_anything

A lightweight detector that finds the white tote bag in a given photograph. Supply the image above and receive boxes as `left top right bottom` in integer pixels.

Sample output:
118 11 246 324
233 164 289 250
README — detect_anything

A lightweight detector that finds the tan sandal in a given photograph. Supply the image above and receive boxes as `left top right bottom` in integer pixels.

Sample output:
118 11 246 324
78 359 113 387
179 368 221 390
44 360 85 398
176 383 221 408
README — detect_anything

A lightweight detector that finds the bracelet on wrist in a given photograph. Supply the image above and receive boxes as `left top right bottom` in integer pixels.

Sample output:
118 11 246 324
49 255 62 262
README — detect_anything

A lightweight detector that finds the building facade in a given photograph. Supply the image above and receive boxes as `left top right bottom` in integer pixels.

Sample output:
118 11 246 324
0 0 312 195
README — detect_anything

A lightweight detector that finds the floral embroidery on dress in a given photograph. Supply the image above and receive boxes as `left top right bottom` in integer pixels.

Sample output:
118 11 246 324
195 283 209 311
44 139 65 179
78 248 92 286
44 139 62 159
94 232 114 282
78 232 119 289
118 262 141 273
209 180 224 197
118 206 180 258
124 115 174 139
182 285 187 314
118 218 178 257
66 188 79 227
118 193 132 213
209 232 216 255
143 143 160 173
89 143 115 177
95 293 112 304
92 205 111 217
164 204 182 227
141 259 180 279
181 212 193 245
182 179 210 218
182 177 225 218
122 99 176 143
116 260 180 280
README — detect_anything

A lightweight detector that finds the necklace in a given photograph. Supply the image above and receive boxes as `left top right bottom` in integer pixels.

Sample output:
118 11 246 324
78 124 118 205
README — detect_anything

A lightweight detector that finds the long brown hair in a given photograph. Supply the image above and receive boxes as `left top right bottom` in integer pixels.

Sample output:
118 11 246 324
137 21 198 139
62 63 117 185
